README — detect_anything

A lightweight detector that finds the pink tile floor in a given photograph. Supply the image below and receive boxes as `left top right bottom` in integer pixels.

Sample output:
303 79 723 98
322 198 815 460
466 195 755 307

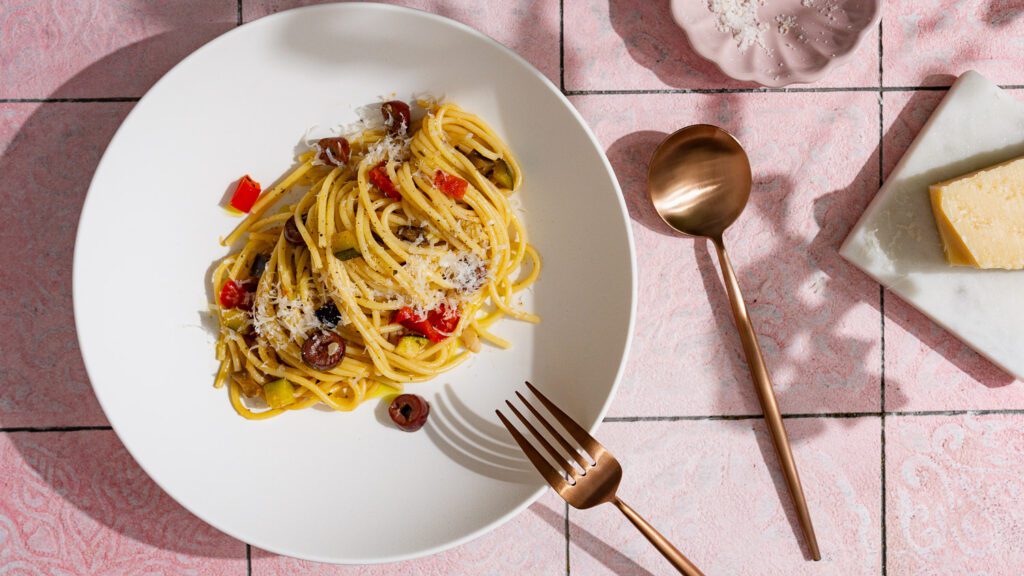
1 0 1022 574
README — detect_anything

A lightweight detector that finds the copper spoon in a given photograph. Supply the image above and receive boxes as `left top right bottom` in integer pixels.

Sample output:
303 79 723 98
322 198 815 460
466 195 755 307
647 124 821 561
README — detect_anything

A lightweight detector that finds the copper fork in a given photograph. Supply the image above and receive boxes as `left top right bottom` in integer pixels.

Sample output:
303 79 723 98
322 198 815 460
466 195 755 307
497 382 705 576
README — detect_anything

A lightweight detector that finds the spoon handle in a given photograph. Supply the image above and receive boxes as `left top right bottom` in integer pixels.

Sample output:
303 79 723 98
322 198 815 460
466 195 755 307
712 237 821 561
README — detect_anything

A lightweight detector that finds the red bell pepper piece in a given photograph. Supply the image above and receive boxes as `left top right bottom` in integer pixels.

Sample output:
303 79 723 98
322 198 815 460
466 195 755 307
369 162 401 200
219 280 245 309
427 302 459 335
219 278 257 310
393 303 460 342
434 170 468 200
229 175 261 213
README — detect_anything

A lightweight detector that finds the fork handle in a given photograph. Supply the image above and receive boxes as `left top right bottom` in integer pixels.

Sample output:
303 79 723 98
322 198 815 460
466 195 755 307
613 498 705 576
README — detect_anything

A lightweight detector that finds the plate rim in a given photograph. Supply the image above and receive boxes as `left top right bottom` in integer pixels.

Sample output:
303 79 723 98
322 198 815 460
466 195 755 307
72 2 638 564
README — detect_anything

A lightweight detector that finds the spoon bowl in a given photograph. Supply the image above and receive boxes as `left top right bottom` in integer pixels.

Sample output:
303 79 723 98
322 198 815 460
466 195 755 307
647 125 752 240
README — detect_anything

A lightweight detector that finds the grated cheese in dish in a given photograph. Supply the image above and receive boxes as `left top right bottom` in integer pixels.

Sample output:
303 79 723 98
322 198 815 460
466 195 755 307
707 0 768 52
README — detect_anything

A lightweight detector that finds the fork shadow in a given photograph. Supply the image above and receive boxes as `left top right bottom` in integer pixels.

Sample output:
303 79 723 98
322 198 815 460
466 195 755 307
421 384 538 484
532 503 657 576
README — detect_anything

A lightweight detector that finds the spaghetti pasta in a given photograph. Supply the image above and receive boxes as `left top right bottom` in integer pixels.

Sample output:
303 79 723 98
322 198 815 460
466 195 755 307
211 100 540 420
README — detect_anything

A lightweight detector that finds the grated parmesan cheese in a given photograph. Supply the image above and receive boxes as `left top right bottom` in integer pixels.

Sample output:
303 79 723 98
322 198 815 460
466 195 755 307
252 288 321 342
707 0 769 53
441 252 488 294
776 14 797 35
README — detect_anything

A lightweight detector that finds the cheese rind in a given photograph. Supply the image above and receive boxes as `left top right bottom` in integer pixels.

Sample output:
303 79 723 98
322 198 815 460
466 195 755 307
929 156 1024 270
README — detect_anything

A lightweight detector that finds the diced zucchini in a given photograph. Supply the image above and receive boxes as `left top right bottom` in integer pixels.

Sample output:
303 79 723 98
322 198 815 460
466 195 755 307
469 153 494 174
332 230 358 252
491 159 513 189
222 309 248 331
395 335 430 358
263 378 296 409
334 248 361 261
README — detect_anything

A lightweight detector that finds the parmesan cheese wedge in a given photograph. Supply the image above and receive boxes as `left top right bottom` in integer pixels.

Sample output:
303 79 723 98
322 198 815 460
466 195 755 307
929 156 1024 269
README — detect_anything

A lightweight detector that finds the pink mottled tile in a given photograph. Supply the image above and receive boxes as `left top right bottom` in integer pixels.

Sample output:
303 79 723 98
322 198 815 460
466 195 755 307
251 491 566 574
886 414 1024 575
0 431 245 573
570 418 882 575
0 1 236 99
883 0 1024 87
243 0 560 85
0 103 133 427
571 92 881 417
880 90 944 181
880 90 1024 411
565 0 880 91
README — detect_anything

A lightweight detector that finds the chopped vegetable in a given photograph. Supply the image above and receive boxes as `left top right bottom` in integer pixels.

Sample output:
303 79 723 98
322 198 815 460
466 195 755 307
369 162 401 200
393 303 460 343
229 175 261 213
317 136 350 166
249 253 269 277
381 101 412 136
395 335 430 358
434 170 468 200
221 308 248 331
334 248 361 261
219 280 245 309
491 159 513 189
388 394 430 432
235 375 263 398
315 302 341 328
468 152 494 174
396 225 424 243
427 302 460 335
460 326 481 353
263 378 296 409
332 230 357 252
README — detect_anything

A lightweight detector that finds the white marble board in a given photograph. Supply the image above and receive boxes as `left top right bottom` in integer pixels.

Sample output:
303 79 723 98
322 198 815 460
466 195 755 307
841 70 1024 380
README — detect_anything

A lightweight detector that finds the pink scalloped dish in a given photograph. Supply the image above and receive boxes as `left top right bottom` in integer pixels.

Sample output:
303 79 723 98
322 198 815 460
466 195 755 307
671 0 880 87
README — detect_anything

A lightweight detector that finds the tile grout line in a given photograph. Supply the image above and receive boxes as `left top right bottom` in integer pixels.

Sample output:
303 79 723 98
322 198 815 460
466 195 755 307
0 97 140 103
564 502 571 576
0 426 112 433
3 409 1022 435
878 15 888 576
563 85 1024 96
6 86 1024 106
601 408 1024 423
559 0 565 93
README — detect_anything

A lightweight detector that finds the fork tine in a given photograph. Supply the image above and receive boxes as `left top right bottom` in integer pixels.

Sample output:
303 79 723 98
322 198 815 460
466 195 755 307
525 381 602 456
516 391 590 470
496 410 567 491
505 400 578 479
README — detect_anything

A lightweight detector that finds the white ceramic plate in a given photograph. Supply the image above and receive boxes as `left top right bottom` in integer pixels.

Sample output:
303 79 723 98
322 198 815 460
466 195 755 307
74 3 635 565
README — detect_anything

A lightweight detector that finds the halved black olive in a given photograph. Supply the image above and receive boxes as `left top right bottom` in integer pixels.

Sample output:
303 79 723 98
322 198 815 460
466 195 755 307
388 394 430 432
381 101 412 136
315 302 341 328
317 137 350 166
250 253 269 277
301 330 345 371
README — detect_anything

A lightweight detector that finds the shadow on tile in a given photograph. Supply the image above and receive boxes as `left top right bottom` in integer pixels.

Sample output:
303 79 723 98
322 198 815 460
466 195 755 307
531 500 658 576
1 28 246 558
845 88 1015 388
606 0 749 89
605 101 894 422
